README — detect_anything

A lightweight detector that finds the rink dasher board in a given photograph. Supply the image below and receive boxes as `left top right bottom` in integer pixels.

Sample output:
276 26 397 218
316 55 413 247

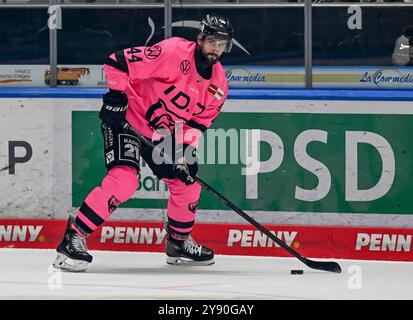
2 93 413 226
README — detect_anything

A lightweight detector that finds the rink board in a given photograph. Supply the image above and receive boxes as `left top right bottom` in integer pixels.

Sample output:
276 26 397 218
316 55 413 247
2 88 413 261
0 218 412 262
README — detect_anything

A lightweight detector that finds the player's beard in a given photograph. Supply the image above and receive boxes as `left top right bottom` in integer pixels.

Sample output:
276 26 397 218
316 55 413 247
199 47 220 66
204 53 219 65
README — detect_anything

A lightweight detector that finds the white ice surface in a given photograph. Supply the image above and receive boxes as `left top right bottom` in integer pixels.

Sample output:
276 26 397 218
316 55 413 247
0 248 412 300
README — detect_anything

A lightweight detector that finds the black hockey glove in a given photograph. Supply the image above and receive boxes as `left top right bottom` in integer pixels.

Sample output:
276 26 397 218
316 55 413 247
99 89 128 128
172 144 198 185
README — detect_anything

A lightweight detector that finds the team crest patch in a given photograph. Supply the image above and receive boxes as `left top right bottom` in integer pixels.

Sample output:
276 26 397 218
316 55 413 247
108 195 121 213
207 84 224 100
180 60 191 75
188 201 198 214
144 45 162 60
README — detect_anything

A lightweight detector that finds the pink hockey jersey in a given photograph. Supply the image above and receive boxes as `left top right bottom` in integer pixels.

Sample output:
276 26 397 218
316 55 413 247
104 37 228 147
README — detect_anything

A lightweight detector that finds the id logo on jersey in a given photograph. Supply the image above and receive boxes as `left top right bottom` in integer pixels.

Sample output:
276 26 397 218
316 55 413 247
146 99 176 131
180 60 191 75
144 45 162 60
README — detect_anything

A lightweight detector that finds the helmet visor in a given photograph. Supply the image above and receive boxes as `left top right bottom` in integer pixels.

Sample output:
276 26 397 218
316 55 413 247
203 35 233 53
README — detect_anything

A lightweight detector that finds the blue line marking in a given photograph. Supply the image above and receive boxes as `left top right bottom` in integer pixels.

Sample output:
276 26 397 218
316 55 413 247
1 87 413 101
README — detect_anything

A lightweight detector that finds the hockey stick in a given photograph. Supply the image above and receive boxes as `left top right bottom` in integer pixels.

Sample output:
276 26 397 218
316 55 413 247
122 121 342 273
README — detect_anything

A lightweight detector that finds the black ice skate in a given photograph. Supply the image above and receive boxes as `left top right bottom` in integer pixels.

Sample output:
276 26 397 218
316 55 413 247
52 217 93 272
166 236 215 266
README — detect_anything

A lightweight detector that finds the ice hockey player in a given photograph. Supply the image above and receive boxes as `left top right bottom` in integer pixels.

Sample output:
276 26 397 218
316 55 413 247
53 14 233 272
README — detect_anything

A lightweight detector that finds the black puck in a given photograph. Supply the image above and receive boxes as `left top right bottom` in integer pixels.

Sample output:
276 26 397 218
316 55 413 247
291 269 304 275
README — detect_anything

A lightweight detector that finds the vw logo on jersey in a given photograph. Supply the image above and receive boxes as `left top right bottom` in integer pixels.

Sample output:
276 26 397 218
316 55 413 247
144 45 162 60
180 60 191 75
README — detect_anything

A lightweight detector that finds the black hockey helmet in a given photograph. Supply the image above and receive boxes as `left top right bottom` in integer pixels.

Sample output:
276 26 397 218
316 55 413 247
198 14 234 53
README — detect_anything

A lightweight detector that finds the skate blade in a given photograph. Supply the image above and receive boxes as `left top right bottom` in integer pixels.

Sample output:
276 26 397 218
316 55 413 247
166 256 215 266
52 253 89 272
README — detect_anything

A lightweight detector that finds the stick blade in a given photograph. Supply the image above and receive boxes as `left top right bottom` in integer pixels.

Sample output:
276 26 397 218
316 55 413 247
305 259 342 273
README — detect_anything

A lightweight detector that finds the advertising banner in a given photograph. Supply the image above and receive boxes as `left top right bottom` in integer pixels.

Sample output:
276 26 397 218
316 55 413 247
3 65 413 89
0 65 105 87
1 218 412 262
225 66 413 89
72 100 413 218
0 98 54 216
